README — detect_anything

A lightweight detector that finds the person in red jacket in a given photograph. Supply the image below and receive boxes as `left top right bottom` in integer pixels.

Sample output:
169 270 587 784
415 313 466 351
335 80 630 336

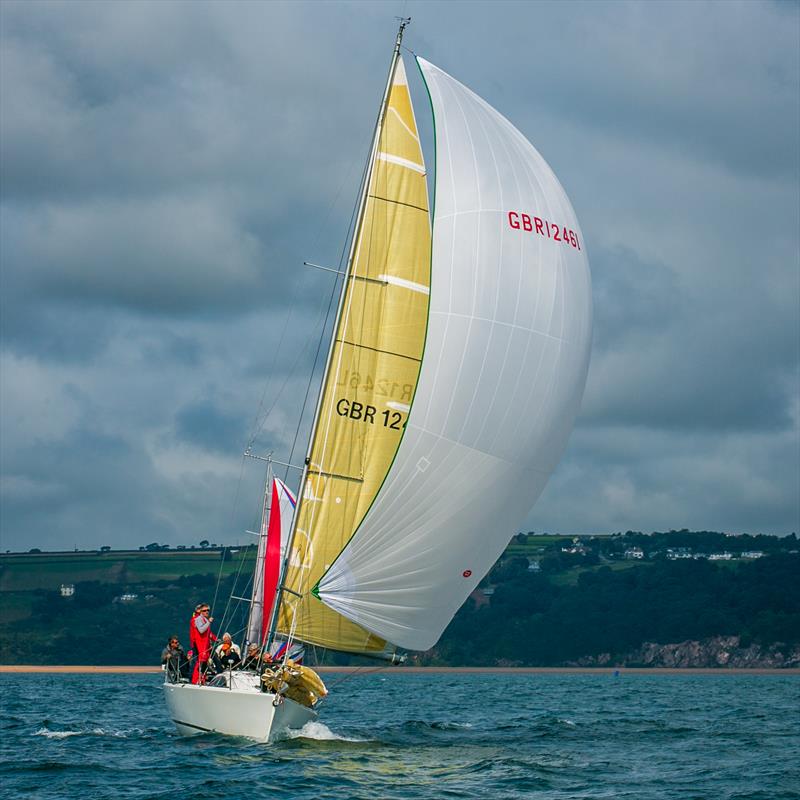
188 606 199 665
189 603 217 684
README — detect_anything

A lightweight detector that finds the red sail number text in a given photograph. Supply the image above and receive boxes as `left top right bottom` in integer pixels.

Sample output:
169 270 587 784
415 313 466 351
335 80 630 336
507 211 581 251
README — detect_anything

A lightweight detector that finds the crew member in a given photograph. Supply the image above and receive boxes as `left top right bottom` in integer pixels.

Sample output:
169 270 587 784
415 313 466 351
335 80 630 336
213 632 241 671
187 604 201 674
190 603 216 684
161 635 189 682
241 643 273 672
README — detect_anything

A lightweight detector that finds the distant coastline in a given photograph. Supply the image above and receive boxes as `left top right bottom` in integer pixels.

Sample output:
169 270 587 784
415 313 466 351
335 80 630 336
1 665 798 675
3 539 797 671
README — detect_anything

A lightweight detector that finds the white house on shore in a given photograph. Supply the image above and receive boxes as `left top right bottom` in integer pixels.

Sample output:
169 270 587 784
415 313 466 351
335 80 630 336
667 547 693 560
624 547 644 560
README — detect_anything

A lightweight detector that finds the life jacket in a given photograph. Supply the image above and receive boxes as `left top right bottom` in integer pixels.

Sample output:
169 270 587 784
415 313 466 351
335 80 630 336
188 612 201 655
193 614 213 659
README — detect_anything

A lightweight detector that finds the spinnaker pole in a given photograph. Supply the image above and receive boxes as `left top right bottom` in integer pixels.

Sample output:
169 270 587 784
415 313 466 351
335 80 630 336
265 19 412 649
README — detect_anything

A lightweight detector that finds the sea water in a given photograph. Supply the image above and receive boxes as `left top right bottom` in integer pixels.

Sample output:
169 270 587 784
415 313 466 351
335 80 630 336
1 672 798 799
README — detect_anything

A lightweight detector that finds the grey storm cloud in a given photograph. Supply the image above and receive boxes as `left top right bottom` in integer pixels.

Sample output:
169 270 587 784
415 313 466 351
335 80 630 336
1 0 798 552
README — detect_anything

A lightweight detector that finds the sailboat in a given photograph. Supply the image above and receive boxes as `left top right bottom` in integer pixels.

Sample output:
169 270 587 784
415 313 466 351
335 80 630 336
163 19 592 742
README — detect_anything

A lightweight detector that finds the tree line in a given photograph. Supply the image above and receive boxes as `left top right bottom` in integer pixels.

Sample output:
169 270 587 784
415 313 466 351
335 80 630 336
1 533 797 666
425 552 799 666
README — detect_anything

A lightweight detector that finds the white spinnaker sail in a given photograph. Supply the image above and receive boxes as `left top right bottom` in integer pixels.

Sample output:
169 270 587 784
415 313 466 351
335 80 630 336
318 57 592 651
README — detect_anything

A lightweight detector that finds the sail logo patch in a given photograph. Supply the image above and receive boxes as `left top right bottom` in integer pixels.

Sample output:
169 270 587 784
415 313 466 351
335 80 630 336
507 211 581 251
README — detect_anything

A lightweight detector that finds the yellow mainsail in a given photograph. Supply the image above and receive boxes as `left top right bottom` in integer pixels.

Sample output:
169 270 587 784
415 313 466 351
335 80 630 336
277 55 431 653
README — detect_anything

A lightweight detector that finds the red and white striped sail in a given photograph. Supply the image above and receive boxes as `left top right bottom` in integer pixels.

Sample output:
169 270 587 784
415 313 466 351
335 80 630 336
247 477 296 645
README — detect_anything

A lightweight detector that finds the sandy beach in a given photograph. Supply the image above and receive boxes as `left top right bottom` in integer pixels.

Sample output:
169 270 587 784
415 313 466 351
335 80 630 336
1 665 797 675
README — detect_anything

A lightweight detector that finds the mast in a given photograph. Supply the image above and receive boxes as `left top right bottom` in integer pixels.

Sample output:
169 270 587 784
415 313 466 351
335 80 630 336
266 19 411 649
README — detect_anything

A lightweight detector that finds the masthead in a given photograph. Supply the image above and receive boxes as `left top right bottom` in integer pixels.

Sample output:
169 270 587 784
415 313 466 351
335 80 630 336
394 17 411 53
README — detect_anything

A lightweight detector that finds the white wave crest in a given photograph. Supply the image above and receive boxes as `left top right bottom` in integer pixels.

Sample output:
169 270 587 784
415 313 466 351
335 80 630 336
284 721 365 742
428 720 474 730
32 727 143 739
32 728 81 739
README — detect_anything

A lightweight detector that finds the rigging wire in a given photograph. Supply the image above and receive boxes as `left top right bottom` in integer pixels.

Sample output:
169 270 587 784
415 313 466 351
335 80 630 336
206 118 374 657
248 122 376 463
216 120 375 620
217 539 259 643
271 125 378 667
170 31 417 683
245 306 294 450
223 142 373 662
220 41 401 665
277 35 408 663
281 145 373 489
246 121 370 454
288 47 403 658
210 548 227 629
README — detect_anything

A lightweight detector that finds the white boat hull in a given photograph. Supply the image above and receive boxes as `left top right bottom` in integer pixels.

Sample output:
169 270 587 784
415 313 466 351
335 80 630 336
163 677 317 742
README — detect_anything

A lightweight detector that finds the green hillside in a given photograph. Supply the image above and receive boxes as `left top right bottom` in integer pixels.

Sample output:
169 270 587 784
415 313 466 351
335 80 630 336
1 532 797 666
0 536 588 594
0 549 254 592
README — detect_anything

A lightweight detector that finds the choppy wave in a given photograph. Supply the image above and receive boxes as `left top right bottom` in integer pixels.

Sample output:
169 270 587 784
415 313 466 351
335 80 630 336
431 720 474 730
402 719 474 731
32 726 146 739
32 728 83 740
282 720 367 743
5 673 800 800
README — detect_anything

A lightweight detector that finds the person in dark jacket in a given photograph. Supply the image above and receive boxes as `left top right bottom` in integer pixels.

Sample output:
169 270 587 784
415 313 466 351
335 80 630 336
241 643 272 672
161 636 189 682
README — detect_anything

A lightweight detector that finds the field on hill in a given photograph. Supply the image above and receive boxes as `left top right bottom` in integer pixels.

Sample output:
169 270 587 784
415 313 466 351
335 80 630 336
0 534 584 592
0 549 255 592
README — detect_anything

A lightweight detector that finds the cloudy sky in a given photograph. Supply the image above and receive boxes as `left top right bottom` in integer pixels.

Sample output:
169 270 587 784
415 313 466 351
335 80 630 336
1 0 798 552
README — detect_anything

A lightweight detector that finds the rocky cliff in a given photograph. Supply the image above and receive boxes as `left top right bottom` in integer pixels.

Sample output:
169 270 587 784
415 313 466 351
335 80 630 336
570 636 800 668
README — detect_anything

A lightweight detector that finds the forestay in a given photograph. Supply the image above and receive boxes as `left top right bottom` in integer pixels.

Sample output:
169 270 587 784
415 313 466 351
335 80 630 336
317 57 592 651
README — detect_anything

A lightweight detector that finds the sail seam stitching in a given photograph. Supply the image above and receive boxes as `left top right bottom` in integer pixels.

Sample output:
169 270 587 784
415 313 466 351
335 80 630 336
430 310 569 343
306 469 364 483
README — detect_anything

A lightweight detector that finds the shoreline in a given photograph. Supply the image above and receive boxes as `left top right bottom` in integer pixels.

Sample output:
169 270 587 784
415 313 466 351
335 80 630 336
1 665 797 675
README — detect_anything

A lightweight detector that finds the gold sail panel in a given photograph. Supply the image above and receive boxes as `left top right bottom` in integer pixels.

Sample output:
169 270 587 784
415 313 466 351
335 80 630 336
278 56 431 652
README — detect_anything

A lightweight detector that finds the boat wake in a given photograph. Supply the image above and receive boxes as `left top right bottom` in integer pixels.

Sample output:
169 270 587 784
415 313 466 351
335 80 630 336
282 721 366 743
